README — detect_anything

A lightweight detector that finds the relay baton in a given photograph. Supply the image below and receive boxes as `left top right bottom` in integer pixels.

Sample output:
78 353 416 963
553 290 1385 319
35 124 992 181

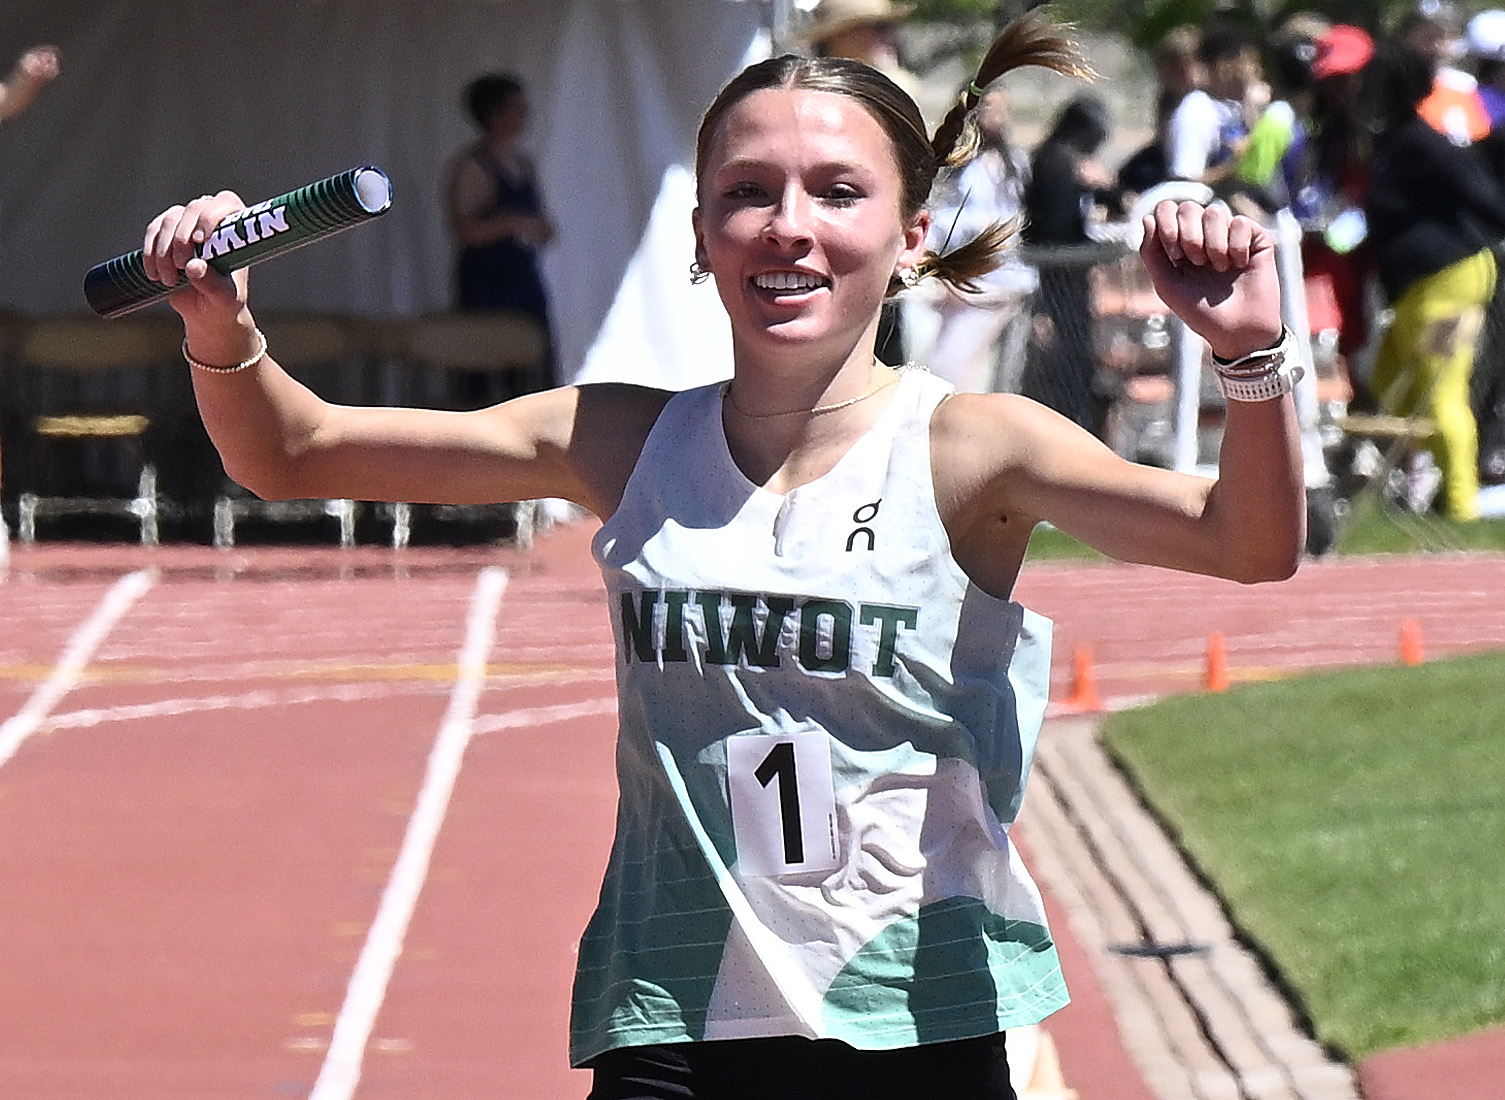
83 165 393 318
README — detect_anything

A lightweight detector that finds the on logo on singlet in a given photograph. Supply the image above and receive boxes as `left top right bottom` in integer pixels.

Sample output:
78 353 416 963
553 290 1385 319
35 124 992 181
846 500 880 552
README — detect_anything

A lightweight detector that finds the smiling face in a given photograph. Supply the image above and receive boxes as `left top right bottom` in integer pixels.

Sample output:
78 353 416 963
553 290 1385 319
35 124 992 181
693 86 929 364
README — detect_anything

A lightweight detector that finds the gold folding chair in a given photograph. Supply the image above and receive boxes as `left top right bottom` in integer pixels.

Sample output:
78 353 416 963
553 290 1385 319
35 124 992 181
9 313 183 545
0 310 21 563
210 313 369 548
381 311 549 549
1333 307 1467 549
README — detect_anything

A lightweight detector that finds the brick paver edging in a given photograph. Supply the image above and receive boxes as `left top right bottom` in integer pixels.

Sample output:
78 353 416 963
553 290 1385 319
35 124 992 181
1020 716 1360 1100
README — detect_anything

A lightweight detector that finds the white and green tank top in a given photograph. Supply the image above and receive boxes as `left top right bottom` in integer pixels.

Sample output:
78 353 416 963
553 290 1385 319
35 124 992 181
574 367 1067 1066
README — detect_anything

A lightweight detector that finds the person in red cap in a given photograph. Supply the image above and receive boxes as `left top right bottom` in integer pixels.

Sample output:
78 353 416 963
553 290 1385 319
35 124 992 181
1291 24 1377 403
1311 23 1373 82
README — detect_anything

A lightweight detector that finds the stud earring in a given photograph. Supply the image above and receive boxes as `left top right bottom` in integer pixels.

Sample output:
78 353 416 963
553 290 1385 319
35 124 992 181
690 260 711 285
896 267 920 289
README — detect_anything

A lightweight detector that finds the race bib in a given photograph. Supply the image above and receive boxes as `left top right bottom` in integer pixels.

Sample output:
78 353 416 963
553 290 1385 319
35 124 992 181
727 730 840 876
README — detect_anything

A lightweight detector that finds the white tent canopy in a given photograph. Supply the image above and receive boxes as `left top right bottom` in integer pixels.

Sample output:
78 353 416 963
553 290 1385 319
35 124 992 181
0 0 766 389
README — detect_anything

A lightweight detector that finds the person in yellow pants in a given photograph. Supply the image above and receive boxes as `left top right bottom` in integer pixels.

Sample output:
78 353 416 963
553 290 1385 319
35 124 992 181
1363 40 1505 522
1371 247 1495 520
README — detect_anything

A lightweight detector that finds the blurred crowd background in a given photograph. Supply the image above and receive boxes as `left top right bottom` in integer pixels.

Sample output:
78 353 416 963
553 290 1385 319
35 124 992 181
4 0 1505 552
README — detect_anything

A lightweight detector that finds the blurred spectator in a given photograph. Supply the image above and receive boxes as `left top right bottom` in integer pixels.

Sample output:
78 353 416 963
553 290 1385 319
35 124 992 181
1115 87 1179 204
1231 22 1326 215
1463 9 1505 483
1468 8 1505 130
1021 94 1114 436
1153 24 1206 104
1166 22 1264 185
0 44 60 555
924 81 1036 392
1395 0 1491 143
803 0 925 109
1361 42 1505 518
1116 25 1205 203
0 44 60 125
1230 19 1334 510
446 72 556 400
1292 23 1377 389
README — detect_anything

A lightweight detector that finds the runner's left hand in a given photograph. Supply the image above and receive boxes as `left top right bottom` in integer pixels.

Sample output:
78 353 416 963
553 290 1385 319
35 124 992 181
1138 199 1283 361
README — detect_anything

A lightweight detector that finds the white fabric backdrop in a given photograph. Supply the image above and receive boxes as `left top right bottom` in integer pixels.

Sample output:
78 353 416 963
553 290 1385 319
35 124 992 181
0 0 761 388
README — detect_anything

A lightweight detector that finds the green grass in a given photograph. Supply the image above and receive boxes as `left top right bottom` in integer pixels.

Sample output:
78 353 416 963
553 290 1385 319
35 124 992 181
1023 495 1505 562
1100 652 1505 1059
1334 493 1505 555
1023 523 1107 562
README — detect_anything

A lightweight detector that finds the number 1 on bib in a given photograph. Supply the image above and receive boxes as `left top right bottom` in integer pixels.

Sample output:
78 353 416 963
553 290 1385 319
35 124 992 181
727 730 840 876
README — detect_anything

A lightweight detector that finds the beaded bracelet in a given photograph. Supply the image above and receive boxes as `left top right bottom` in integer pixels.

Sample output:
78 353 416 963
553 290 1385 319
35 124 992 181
1210 328 1304 403
182 327 268 374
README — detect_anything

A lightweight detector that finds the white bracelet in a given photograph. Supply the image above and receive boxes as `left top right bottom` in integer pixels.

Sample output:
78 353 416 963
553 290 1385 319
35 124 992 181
1211 328 1304 403
1215 367 1305 402
183 327 267 374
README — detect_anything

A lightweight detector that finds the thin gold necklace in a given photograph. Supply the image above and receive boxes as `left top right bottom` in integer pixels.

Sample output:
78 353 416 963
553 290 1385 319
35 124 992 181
722 368 900 420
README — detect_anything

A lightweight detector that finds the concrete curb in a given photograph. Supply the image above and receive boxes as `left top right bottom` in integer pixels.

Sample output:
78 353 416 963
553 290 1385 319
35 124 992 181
1021 715 1361 1100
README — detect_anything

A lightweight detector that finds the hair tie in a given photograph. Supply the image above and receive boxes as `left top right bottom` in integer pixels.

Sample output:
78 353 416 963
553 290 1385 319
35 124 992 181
968 81 986 98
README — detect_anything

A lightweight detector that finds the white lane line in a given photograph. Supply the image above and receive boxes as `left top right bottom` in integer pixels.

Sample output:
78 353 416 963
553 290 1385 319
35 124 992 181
37 676 614 739
472 696 617 735
0 569 155 769
308 565 508 1100
43 681 446 733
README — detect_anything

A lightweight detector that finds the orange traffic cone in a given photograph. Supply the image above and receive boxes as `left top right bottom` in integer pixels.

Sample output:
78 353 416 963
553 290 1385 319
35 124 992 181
1400 618 1425 666
1062 643 1103 713
1205 631 1230 692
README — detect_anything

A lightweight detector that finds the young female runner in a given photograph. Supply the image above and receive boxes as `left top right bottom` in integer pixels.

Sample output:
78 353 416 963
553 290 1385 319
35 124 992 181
143 15 1302 1099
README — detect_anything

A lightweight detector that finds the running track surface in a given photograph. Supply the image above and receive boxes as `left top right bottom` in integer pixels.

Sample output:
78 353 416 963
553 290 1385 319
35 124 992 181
2 523 1502 1100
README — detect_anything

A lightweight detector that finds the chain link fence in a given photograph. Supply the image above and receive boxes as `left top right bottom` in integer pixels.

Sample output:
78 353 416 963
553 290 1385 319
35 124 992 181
905 239 1189 469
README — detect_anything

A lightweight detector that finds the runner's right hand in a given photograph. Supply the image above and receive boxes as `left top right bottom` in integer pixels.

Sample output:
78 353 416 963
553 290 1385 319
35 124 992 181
142 191 252 328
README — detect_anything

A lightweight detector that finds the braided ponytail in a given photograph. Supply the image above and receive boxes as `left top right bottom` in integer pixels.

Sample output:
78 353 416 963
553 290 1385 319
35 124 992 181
919 10 1095 295
931 11 1094 169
